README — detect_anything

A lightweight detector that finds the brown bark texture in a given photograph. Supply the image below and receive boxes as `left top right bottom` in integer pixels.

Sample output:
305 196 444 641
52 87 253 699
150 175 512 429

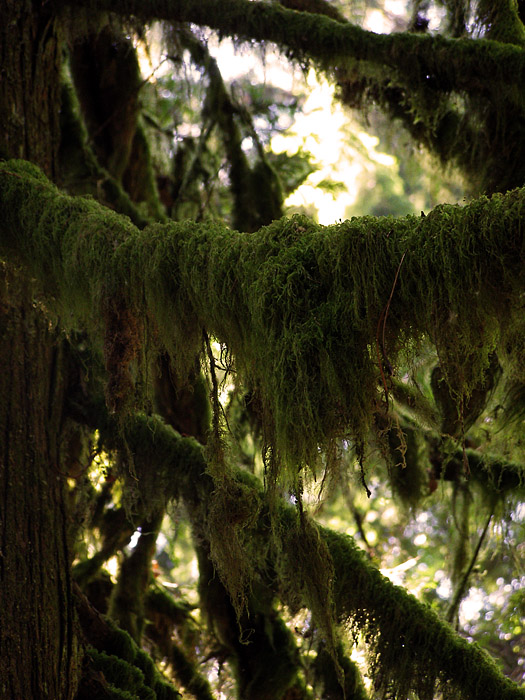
0 275 79 699
0 2 80 698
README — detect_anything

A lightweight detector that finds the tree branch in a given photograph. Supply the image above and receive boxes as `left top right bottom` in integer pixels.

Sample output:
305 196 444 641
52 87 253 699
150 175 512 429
1 158 525 469
56 0 525 99
70 396 525 700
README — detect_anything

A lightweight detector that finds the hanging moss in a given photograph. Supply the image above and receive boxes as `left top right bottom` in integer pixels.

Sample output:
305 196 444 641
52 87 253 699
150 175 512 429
72 384 525 699
2 160 525 486
386 422 428 508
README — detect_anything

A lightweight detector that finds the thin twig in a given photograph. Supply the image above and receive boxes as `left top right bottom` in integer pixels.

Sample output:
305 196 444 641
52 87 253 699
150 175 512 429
382 251 406 353
358 454 371 498
375 251 406 405
203 330 222 450
447 508 493 625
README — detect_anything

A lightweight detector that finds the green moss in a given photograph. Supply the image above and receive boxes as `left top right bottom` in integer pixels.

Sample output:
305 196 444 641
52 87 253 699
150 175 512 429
2 160 525 488
88 620 181 699
87 649 153 698
105 624 136 663
323 526 525 700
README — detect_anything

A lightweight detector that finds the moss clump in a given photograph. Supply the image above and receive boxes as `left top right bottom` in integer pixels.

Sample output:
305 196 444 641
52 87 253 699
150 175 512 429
87 648 156 700
87 620 181 699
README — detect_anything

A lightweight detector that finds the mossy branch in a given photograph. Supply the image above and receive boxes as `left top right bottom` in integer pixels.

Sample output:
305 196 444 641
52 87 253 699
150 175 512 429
1 158 525 474
56 1 525 195
323 524 524 700
75 584 181 699
71 400 525 700
59 0 525 100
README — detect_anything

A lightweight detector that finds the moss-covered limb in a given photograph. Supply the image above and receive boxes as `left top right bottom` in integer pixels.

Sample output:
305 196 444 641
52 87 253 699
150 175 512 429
2 159 525 470
59 0 525 196
75 584 181 699
0 159 139 329
278 0 348 24
435 446 525 493
322 526 525 700
68 393 213 513
387 419 525 506
124 420 524 699
145 586 216 700
68 393 523 699
58 0 525 101
71 382 312 698
167 645 216 700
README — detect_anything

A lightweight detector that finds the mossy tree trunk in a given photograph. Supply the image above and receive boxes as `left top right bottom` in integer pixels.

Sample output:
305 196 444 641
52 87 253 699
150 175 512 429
0 2 81 697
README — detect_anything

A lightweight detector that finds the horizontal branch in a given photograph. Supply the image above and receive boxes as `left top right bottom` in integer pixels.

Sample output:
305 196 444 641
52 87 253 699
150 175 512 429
56 0 525 98
1 159 525 469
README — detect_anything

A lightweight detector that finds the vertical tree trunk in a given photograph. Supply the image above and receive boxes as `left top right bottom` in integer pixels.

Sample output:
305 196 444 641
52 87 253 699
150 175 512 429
0 276 79 699
0 0 61 175
0 2 81 697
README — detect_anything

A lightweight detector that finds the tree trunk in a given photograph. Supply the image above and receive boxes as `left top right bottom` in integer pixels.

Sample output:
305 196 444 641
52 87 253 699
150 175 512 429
0 0 61 176
0 2 81 697
0 275 80 699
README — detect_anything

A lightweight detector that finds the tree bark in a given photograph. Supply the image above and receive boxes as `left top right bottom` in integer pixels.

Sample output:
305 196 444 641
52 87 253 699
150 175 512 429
0 0 61 177
0 2 81 697
0 274 80 699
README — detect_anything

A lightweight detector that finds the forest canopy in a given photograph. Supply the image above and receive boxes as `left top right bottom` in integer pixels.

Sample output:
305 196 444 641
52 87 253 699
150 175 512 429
0 2 524 700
